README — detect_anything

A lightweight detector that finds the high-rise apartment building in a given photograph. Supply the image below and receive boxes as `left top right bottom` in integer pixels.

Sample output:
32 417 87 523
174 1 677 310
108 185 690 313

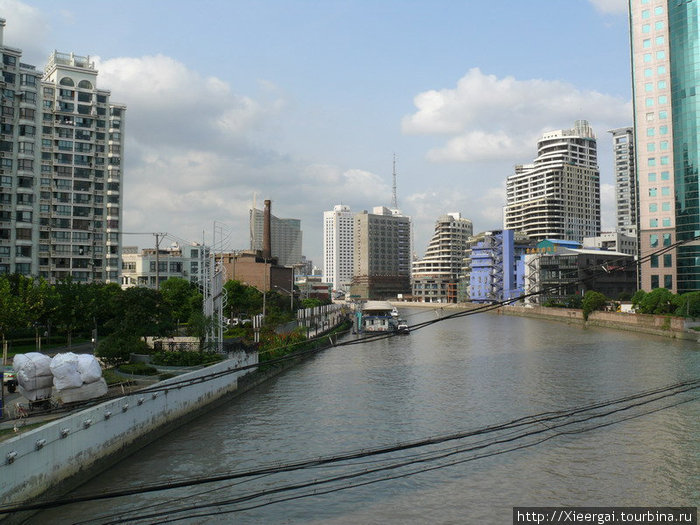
0 20 125 282
350 206 411 300
609 127 638 238
323 204 354 293
412 212 473 303
629 0 699 292
250 206 302 267
504 120 601 243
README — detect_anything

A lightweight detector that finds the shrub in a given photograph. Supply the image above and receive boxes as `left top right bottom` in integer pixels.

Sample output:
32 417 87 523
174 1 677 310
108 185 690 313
97 333 149 366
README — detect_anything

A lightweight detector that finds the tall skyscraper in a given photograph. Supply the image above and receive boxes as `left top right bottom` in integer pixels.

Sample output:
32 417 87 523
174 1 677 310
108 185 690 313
609 127 638 238
629 0 699 293
1 20 125 282
504 120 601 243
250 205 302 267
323 204 354 293
412 212 473 303
350 206 411 300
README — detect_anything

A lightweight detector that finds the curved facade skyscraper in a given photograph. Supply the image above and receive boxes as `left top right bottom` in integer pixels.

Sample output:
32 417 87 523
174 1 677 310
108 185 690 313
504 120 601 243
412 212 473 303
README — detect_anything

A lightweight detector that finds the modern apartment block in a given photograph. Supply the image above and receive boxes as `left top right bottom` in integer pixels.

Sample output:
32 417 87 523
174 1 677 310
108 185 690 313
629 0 699 292
504 120 601 243
350 206 411 300
121 243 205 289
250 206 302 268
583 231 638 256
609 127 638 238
0 20 125 282
322 204 354 294
412 212 473 303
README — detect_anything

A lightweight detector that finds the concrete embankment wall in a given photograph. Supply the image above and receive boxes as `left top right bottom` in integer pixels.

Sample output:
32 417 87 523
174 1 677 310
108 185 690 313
498 305 699 341
393 301 698 341
0 350 257 515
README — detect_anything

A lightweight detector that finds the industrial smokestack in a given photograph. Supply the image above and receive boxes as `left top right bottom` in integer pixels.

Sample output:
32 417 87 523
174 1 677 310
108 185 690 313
263 199 272 259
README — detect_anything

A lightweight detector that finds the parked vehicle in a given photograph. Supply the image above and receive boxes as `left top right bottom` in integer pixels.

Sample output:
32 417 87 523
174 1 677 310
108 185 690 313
2 366 17 393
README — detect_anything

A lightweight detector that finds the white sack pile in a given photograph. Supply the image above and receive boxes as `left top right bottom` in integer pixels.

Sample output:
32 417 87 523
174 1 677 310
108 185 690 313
50 352 107 402
13 352 53 401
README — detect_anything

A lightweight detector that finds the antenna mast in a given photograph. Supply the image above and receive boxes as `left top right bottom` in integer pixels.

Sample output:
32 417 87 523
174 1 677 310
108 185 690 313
391 153 398 209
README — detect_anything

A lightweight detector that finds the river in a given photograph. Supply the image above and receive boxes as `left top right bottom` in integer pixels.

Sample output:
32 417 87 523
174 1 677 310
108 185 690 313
36 308 699 524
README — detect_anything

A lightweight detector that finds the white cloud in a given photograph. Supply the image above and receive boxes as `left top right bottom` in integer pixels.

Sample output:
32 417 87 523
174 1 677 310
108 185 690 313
0 0 50 64
402 68 631 163
588 0 628 15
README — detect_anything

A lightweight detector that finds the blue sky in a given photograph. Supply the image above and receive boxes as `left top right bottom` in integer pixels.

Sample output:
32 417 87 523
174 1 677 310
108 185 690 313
2 0 632 265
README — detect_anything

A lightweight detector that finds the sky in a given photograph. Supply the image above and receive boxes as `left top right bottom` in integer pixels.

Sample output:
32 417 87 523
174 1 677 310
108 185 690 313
1 0 633 266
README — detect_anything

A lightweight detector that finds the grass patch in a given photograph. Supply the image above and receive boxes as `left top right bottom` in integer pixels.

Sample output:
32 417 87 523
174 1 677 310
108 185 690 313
0 422 46 441
117 363 159 376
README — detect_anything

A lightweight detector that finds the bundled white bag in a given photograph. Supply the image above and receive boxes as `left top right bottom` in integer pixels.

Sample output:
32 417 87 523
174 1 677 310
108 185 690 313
13 352 52 380
50 352 83 391
77 354 103 384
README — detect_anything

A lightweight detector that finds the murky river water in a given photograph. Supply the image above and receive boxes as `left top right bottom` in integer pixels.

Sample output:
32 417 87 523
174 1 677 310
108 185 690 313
37 309 699 524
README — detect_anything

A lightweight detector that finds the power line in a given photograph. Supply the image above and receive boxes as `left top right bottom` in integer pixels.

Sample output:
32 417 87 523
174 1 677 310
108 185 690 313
2 379 696 516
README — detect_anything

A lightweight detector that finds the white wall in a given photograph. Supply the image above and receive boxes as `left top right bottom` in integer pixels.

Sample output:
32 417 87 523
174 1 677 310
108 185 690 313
0 351 257 507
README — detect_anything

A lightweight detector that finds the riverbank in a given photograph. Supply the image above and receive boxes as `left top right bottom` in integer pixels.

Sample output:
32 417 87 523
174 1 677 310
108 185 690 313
391 301 699 341
0 320 353 523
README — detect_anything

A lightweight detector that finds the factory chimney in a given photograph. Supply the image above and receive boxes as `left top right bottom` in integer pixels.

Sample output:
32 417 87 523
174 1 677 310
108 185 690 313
263 199 272 259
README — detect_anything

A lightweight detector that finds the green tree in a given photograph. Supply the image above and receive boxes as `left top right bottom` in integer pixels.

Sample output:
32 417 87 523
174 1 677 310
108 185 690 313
637 288 675 314
564 294 583 309
581 290 607 320
223 280 262 318
631 290 647 309
108 287 174 341
186 310 215 348
160 277 202 325
673 291 700 318
0 277 26 351
53 277 90 348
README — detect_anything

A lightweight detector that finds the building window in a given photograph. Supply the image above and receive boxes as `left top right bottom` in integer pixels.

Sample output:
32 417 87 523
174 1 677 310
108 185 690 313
663 233 671 247
663 254 672 268
650 234 659 247
649 203 658 212
650 255 659 268
651 275 659 289
662 218 671 227
663 275 672 289
650 218 658 228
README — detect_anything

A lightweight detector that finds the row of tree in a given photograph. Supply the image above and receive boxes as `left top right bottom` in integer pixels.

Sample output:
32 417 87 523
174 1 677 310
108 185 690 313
544 288 700 319
0 274 329 351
